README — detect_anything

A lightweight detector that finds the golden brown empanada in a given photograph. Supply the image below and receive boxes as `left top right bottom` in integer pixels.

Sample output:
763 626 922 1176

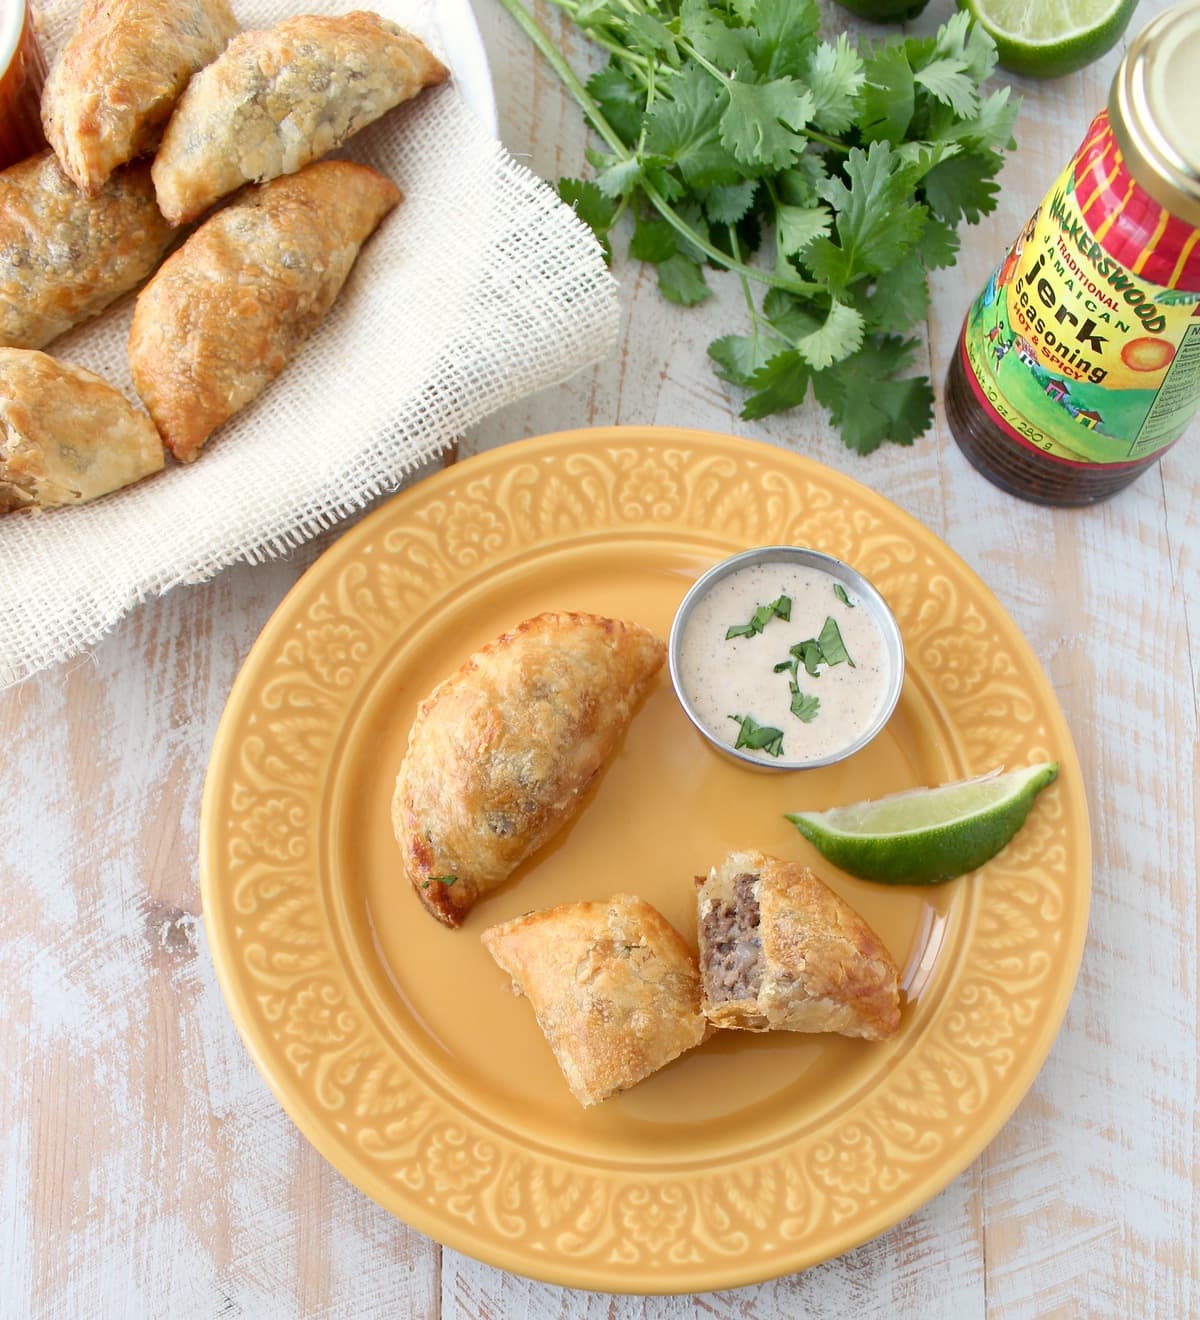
393 612 666 928
696 850 901 1040
0 152 174 351
152 12 448 225
127 160 400 462
482 895 707 1107
42 0 238 195
0 348 163 513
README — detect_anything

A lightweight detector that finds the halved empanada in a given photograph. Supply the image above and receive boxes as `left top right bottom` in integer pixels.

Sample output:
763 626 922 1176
42 0 238 195
128 160 400 462
393 612 666 927
482 895 706 1107
696 850 901 1039
0 349 163 513
0 153 174 351
152 11 448 225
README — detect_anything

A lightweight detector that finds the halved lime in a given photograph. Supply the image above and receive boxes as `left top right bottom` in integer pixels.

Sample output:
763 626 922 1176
786 762 1059 885
958 0 1138 78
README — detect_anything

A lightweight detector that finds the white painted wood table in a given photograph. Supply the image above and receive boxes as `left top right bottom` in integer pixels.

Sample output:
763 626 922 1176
2 0 1196 1315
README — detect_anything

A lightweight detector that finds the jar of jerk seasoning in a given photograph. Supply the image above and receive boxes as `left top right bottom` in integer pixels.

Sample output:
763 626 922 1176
945 3 1200 506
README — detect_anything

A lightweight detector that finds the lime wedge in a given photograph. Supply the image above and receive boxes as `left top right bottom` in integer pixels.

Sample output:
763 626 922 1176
958 0 1137 78
786 762 1059 885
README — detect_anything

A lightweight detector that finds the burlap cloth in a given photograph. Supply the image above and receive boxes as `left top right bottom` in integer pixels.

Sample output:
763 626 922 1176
0 0 619 688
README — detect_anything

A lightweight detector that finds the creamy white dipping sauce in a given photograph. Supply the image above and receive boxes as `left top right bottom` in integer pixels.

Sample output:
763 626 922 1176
677 561 892 765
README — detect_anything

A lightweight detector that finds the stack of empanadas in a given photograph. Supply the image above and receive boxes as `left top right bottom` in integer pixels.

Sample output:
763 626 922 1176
0 5 448 512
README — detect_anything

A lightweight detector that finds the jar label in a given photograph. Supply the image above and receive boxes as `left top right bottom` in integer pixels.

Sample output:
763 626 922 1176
962 132 1200 467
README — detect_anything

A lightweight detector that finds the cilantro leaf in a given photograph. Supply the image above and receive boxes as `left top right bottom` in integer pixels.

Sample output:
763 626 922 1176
589 151 643 199
922 150 1003 224
914 58 979 119
720 78 814 170
679 0 755 77
740 349 811 420
709 330 788 386
793 638 825 676
725 594 791 639
858 42 915 144
789 682 820 723
629 214 678 263
744 0 820 79
657 252 712 305
807 143 927 286
729 713 785 756
919 216 961 269
817 615 855 667
557 178 618 265
793 299 864 370
853 261 931 334
777 157 826 206
812 338 934 454
803 35 865 134
587 65 644 146
704 179 759 224
644 67 742 188
934 10 999 83
775 204 831 260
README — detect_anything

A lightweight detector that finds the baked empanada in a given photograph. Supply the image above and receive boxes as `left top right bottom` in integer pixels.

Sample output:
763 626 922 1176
127 160 400 462
0 152 174 350
0 349 163 513
42 0 238 195
393 612 666 928
696 850 901 1040
482 895 707 1107
152 11 448 225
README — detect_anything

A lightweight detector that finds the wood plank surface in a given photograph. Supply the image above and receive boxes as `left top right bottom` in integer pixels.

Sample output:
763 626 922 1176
2 0 1196 1316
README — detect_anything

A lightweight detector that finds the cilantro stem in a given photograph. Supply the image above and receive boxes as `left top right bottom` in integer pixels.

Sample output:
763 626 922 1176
496 0 628 156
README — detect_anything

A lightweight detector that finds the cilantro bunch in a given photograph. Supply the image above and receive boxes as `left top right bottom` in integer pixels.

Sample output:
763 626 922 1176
498 0 1019 453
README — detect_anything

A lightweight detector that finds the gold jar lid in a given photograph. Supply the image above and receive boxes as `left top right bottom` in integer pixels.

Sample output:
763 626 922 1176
1109 1 1200 228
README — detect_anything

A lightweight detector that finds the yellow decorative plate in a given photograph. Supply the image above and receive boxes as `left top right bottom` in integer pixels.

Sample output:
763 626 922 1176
201 427 1090 1292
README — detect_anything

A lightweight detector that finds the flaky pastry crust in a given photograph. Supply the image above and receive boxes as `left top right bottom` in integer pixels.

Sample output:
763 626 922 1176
696 850 901 1040
392 612 666 927
0 349 163 513
42 0 238 195
152 11 447 224
128 161 399 462
482 894 706 1107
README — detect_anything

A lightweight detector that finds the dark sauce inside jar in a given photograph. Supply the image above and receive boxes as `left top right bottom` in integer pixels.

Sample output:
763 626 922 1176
945 5 1200 507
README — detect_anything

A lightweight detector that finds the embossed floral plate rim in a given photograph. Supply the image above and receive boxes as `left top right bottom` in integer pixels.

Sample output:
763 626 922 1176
200 426 1091 1293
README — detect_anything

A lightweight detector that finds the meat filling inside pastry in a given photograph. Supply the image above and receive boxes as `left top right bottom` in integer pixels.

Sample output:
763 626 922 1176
482 895 707 1107
0 348 163 513
696 850 901 1040
0 153 174 351
152 11 448 225
128 160 400 462
42 0 239 195
392 612 666 928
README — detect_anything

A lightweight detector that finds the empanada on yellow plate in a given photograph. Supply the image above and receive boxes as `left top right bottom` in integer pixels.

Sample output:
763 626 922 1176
0 349 163 513
482 895 707 1107
696 850 901 1040
393 612 666 927
128 160 400 462
152 11 448 225
42 0 238 195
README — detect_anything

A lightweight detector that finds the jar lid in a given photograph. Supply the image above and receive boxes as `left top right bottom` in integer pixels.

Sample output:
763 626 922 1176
1109 1 1200 228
